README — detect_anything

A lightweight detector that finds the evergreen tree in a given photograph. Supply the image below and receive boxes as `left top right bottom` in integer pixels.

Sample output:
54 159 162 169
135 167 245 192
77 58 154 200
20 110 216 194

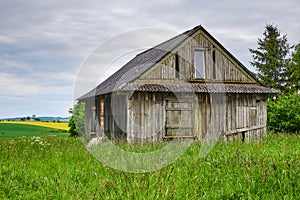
249 24 291 92
286 43 300 93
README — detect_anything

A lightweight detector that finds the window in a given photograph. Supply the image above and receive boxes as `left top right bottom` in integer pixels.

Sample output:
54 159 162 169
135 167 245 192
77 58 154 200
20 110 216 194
194 49 205 79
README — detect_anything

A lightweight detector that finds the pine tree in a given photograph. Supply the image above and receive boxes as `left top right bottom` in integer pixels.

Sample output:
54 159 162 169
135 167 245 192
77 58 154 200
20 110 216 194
249 24 291 92
286 43 300 93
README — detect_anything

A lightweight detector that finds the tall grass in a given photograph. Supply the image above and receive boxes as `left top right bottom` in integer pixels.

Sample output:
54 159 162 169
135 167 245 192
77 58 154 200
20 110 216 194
0 133 299 199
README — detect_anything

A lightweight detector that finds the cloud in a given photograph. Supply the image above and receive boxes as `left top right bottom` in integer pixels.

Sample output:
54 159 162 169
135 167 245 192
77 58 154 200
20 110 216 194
0 0 299 117
0 72 40 97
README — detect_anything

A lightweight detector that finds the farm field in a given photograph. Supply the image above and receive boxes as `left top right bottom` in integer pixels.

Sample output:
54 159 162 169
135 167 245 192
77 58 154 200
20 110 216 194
0 123 68 140
0 121 69 131
0 132 299 199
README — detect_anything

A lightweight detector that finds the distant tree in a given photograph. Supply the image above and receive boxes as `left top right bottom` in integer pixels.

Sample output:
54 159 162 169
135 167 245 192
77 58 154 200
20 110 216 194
286 43 300 93
32 114 36 120
20 117 26 121
68 102 85 137
26 116 31 121
249 24 291 92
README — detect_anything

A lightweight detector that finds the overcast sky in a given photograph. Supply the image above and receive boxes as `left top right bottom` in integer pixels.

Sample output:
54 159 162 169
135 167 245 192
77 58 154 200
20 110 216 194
0 0 299 118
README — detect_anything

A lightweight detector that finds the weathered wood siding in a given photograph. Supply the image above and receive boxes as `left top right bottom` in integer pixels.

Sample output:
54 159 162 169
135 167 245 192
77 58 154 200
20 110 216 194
126 92 197 143
194 93 226 141
140 30 256 83
193 93 266 142
127 92 166 143
85 94 128 140
224 94 267 141
87 92 267 143
84 98 99 139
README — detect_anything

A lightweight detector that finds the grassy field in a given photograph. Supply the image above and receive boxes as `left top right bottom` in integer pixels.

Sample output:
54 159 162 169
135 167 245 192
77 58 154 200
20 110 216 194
0 121 69 130
0 132 299 199
0 123 68 140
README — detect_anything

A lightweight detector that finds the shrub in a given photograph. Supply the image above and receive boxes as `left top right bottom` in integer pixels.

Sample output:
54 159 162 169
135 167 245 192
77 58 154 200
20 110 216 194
68 102 85 137
68 116 78 137
267 92 300 133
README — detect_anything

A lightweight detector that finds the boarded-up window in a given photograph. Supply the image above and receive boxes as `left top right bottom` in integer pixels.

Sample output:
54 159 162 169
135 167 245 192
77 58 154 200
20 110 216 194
165 99 193 137
194 49 205 79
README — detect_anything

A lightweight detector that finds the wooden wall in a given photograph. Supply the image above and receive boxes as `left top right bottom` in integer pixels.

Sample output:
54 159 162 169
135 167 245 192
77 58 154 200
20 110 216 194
83 94 128 141
84 98 99 140
101 94 127 140
85 92 267 143
125 92 266 143
126 92 196 143
127 92 165 143
140 30 256 83
224 94 267 141
194 93 266 142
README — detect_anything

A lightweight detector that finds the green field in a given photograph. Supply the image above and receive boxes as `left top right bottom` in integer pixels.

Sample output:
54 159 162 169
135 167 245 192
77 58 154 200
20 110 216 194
0 131 299 199
0 123 68 140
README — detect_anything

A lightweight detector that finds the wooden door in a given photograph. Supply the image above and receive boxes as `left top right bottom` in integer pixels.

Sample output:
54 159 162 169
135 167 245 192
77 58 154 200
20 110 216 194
165 99 194 138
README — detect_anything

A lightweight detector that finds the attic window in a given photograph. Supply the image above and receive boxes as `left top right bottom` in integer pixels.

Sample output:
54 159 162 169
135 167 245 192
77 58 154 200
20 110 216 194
194 49 205 79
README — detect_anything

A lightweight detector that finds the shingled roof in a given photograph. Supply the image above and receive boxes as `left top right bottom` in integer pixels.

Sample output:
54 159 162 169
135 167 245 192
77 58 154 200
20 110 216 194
79 25 277 100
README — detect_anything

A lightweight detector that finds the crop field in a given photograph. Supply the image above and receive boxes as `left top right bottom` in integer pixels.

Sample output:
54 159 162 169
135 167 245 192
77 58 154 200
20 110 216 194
0 123 68 140
0 130 299 199
0 121 69 131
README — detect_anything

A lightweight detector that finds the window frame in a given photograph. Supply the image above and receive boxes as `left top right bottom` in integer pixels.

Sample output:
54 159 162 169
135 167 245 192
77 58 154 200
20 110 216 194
193 48 206 79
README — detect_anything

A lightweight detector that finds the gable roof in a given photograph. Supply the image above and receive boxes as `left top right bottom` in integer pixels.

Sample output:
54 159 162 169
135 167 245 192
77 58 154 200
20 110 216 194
79 25 277 100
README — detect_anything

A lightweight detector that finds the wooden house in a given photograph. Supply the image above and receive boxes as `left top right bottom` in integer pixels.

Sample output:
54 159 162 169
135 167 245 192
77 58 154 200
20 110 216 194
79 25 278 143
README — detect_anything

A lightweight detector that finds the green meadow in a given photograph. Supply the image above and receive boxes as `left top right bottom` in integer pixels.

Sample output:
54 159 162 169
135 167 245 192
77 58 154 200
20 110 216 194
0 123 68 140
0 124 299 199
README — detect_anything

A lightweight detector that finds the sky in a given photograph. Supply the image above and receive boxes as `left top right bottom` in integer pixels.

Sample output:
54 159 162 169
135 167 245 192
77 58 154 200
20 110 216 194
0 0 299 118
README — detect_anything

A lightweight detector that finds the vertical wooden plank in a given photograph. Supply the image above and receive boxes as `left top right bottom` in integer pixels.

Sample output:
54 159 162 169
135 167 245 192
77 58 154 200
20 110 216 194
127 94 132 142
194 95 199 139
232 94 236 131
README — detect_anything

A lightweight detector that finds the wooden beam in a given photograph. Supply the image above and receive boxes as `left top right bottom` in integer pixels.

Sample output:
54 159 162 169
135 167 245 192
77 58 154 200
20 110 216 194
163 135 196 139
225 125 265 136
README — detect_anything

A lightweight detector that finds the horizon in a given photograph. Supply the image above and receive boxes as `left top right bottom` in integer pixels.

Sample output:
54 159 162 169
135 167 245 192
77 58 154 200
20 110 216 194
0 116 70 120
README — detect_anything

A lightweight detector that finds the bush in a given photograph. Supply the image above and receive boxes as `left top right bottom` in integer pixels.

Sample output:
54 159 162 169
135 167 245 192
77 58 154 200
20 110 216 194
68 116 78 137
68 102 85 137
267 92 300 133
